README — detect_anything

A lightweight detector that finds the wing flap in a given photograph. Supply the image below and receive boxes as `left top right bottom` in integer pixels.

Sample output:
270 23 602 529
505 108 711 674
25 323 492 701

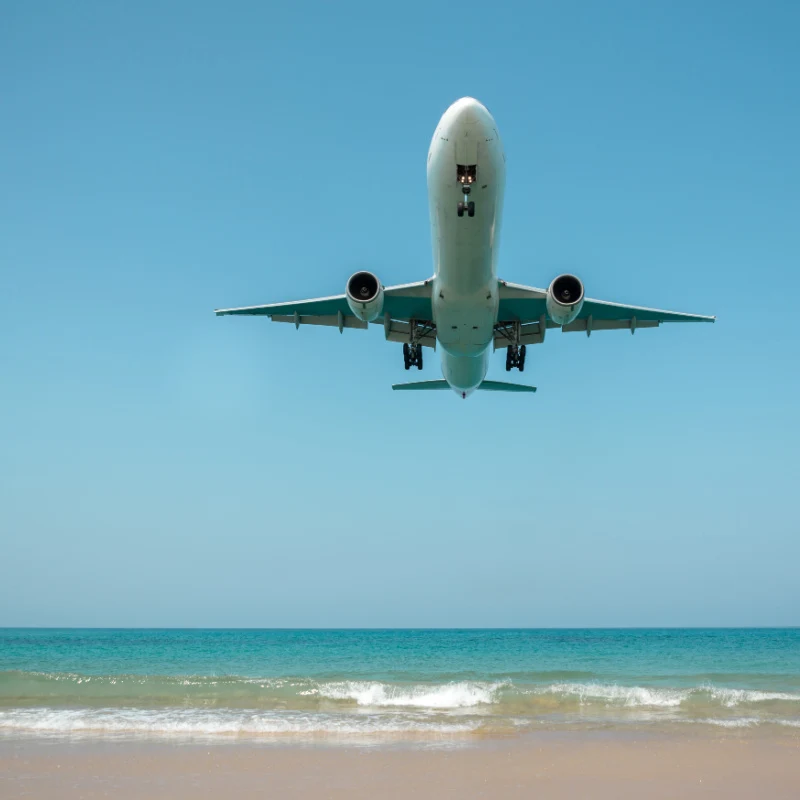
562 317 659 334
494 317 559 349
271 314 368 330
374 319 436 349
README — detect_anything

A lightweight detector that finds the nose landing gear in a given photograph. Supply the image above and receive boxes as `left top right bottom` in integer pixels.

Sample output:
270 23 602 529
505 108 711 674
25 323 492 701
457 199 476 218
456 164 477 217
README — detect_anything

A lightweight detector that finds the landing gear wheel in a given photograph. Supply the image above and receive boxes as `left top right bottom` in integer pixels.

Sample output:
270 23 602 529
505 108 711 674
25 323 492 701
403 342 423 370
457 202 465 217
505 344 526 371
467 201 475 217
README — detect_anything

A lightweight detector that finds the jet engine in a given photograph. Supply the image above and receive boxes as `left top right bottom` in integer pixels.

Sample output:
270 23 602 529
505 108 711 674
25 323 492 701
546 274 584 326
346 271 384 322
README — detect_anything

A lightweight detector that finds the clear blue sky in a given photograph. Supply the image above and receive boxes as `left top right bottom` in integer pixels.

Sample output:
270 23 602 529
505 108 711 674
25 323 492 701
1 0 798 627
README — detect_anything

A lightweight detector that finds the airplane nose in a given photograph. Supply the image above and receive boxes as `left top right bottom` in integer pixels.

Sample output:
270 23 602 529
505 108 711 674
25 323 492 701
448 97 489 127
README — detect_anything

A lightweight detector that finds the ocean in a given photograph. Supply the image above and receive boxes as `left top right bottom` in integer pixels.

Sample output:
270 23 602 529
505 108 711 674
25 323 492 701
1 629 798 743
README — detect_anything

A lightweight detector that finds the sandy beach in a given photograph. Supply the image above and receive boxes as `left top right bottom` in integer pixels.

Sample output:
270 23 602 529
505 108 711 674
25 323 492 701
2 731 799 799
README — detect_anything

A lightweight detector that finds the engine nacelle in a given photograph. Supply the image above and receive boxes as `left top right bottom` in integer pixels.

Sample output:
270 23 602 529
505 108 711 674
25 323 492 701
546 274 585 326
346 271 384 322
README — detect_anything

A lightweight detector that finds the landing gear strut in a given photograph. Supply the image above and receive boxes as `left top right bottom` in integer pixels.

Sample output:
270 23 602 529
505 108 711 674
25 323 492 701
505 344 526 372
400 315 436 369
497 320 527 371
402 319 433 370
403 342 423 370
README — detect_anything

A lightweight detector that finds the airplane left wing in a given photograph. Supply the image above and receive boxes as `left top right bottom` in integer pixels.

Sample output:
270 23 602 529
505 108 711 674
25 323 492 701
215 280 437 347
495 279 715 347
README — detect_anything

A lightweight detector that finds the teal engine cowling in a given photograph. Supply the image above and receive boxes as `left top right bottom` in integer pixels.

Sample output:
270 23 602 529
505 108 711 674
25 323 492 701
346 271 385 322
546 274 584 326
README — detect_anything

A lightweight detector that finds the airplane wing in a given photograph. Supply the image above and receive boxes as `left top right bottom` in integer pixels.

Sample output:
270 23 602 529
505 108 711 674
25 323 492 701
495 280 715 347
215 280 437 348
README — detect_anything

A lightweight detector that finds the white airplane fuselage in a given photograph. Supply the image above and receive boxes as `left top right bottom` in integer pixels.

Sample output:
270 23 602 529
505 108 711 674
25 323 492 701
216 97 714 392
428 98 506 397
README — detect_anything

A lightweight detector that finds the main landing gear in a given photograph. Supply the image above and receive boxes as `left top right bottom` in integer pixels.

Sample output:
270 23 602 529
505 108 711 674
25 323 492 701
403 342 423 370
401 320 433 370
505 344 526 372
497 321 526 371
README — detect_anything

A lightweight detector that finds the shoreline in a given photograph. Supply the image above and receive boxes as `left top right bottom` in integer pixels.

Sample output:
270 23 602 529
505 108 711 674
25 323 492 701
2 730 799 799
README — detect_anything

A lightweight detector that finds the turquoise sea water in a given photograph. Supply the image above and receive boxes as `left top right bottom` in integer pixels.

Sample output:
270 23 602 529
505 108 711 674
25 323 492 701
1 629 798 742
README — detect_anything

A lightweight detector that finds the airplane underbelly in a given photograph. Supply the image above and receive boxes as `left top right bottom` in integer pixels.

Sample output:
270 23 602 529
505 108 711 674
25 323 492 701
431 156 502 354
435 301 494 355
426 99 506 384
433 144 501 292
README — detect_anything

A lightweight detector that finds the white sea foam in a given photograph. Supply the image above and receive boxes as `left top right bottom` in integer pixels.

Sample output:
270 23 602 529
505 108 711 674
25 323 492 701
0 708 479 738
704 687 800 707
316 681 504 709
538 683 688 708
697 717 761 728
531 682 800 710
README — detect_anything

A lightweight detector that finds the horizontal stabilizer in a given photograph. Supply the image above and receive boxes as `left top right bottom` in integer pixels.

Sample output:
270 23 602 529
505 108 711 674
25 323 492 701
392 379 536 393
392 380 450 391
478 380 537 393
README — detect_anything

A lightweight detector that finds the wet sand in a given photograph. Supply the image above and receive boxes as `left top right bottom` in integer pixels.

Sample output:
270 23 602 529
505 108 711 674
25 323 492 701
2 732 799 799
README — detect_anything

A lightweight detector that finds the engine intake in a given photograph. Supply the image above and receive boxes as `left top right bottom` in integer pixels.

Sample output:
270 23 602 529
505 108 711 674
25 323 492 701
346 271 384 322
546 274 584 326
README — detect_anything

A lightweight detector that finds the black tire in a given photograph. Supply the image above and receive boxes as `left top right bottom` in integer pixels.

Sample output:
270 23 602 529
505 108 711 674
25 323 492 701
403 343 410 370
417 349 423 370
467 201 475 217
457 202 465 217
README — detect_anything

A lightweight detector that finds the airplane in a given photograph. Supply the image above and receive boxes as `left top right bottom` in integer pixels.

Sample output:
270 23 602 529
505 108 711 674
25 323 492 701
216 97 714 399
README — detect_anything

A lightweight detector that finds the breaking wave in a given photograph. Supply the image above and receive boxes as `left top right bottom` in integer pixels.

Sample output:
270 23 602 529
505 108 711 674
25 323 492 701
1 671 798 740
537 683 688 707
314 680 504 708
